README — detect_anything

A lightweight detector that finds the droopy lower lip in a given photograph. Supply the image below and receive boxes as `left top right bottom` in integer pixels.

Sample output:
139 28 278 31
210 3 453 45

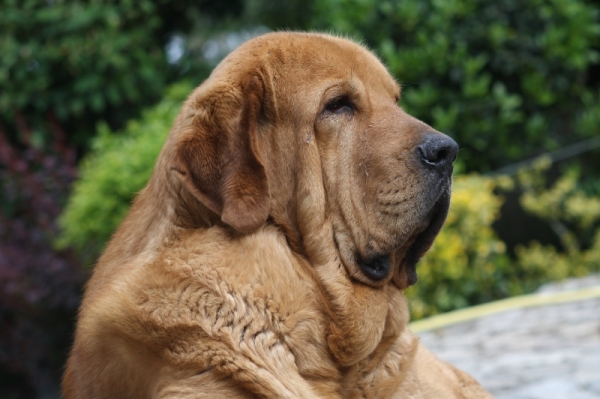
357 254 391 281
401 191 451 285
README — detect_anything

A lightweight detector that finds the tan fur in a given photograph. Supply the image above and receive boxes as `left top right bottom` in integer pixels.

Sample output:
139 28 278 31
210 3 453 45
63 32 493 398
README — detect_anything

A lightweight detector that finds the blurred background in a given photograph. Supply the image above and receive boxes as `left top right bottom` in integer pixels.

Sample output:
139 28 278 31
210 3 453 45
1 0 600 397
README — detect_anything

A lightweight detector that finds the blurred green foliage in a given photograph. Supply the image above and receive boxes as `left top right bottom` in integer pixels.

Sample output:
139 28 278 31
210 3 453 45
1 0 166 148
57 82 192 263
0 0 238 150
308 0 600 172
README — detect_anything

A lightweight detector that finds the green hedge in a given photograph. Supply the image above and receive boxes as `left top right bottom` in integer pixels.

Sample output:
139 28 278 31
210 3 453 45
57 82 192 264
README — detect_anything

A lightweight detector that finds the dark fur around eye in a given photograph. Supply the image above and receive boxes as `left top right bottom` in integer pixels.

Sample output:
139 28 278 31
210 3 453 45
324 96 354 114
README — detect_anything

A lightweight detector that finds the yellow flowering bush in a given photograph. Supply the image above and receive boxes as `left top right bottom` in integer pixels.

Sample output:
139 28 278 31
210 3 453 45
407 174 512 319
408 163 600 320
514 158 600 288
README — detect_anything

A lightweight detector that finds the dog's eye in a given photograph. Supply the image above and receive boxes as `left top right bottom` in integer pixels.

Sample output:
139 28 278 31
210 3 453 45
324 97 354 115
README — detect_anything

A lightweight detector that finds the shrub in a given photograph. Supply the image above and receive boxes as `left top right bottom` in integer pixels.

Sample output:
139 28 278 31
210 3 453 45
0 0 238 151
1 0 169 150
409 161 600 319
512 158 600 290
57 82 193 264
406 174 513 319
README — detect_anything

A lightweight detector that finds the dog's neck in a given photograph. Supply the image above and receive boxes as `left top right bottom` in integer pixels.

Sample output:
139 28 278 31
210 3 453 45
261 152 412 367
305 228 410 367
92 161 216 279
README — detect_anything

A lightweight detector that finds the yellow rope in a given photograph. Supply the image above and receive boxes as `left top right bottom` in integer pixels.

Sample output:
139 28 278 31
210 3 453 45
410 285 600 333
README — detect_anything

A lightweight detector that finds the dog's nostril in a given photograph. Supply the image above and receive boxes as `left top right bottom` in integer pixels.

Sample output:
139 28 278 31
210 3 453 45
417 133 459 168
435 149 447 163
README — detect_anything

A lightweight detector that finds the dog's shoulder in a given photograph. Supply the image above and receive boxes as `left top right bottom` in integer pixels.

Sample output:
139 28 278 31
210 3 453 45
74 225 342 397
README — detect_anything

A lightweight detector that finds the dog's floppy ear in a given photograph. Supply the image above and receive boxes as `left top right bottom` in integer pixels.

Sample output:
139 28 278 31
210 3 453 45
171 76 270 234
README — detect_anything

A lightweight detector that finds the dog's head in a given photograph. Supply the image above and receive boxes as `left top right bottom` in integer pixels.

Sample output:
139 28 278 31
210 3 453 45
168 32 457 291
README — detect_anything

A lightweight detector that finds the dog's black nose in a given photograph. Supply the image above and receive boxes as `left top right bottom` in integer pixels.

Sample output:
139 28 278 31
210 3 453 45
417 133 459 170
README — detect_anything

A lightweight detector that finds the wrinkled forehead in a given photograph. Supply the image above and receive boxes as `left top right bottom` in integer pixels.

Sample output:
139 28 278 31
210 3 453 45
212 32 400 99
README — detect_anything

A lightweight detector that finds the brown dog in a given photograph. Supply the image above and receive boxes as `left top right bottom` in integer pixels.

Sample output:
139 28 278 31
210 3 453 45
63 32 492 398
